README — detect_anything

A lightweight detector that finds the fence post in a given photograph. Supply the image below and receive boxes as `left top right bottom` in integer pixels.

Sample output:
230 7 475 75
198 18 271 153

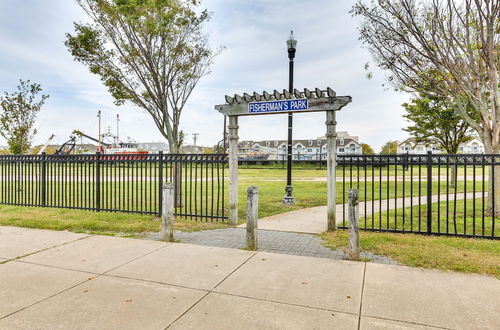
426 151 432 234
348 189 360 260
41 152 46 206
158 151 163 217
160 182 175 242
246 186 258 251
95 152 101 212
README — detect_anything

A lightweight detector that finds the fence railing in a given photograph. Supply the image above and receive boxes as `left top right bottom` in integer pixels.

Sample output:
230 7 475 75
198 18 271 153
337 152 499 239
0 152 228 221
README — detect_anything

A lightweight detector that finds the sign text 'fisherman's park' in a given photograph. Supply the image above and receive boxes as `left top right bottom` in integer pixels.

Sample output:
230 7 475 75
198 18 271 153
248 98 308 114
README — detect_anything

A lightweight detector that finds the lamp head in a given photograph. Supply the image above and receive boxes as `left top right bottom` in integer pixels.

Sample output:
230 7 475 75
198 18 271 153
287 30 297 59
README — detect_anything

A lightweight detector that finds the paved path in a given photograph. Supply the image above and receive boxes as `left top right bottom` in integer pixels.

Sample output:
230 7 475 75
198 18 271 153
1 226 498 329
150 228 396 264
239 192 487 234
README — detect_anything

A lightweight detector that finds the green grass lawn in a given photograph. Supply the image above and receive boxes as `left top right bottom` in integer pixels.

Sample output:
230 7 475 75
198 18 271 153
320 230 500 278
0 178 483 235
233 178 486 222
238 164 488 179
1 170 484 223
0 205 227 235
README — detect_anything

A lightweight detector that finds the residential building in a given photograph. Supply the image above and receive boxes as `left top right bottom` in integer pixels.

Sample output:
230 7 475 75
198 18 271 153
136 142 169 153
397 137 485 154
457 137 485 154
238 132 363 160
181 145 214 154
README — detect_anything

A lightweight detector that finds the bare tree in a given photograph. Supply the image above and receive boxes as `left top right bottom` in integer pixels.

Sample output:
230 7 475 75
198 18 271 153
352 0 499 215
65 0 221 153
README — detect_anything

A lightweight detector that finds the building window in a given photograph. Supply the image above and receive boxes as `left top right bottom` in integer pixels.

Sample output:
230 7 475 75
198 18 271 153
307 148 312 152
274 141 278 146
417 147 423 151
266 141 270 146
308 140 312 146
317 140 321 146
339 147 345 152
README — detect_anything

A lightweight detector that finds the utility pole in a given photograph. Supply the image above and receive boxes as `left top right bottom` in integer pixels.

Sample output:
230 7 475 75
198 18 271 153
97 110 102 152
116 114 120 147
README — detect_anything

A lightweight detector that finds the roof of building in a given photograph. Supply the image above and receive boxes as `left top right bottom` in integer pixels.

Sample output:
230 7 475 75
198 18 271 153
137 142 169 150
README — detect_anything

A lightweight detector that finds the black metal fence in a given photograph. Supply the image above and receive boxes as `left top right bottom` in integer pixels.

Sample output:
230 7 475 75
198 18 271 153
337 152 499 239
0 153 228 221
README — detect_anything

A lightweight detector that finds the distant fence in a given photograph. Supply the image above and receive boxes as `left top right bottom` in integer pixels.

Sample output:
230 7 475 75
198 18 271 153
337 152 499 239
0 153 228 221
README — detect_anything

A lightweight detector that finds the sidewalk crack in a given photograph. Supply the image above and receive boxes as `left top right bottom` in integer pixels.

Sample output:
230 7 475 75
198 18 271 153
1 234 91 264
357 261 367 330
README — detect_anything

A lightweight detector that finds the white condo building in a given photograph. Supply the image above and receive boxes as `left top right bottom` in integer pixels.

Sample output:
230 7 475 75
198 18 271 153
397 137 485 154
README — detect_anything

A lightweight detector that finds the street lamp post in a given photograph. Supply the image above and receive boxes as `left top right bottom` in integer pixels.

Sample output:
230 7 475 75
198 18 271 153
282 31 297 204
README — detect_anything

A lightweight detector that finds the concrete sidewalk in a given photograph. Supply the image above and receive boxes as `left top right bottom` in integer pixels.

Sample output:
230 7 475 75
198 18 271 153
1 226 499 329
240 192 486 234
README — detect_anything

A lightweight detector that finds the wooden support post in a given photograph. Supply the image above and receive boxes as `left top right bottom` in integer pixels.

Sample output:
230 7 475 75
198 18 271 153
326 110 337 231
348 189 360 260
228 115 239 225
160 182 175 242
246 186 258 251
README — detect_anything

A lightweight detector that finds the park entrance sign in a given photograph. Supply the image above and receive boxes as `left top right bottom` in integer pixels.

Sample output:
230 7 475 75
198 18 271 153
248 98 308 113
214 87 352 231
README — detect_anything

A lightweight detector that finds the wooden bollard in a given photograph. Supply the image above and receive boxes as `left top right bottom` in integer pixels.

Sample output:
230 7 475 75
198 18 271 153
348 189 360 260
246 186 258 251
160 182 175 242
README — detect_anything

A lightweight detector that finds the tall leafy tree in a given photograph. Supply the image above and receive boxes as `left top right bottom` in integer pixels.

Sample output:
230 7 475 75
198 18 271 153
403 94 475 188
380 140 398 155
402 94 473 154
65 0 221 153
352 0 499 215
361 143 375 155
0 80 49 154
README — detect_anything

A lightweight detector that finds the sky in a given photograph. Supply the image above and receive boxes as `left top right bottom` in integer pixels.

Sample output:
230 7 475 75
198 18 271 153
0 0 412 152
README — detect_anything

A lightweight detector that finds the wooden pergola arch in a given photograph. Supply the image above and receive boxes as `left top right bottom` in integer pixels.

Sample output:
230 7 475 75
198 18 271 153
214 87 352 230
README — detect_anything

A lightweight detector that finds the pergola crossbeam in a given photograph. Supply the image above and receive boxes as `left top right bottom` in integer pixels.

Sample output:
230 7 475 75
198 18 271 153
215 87 351 116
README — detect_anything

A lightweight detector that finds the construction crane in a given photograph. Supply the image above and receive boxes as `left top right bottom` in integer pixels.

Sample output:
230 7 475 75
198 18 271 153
56 135 77 155
38 134 55 155
73 130 112 152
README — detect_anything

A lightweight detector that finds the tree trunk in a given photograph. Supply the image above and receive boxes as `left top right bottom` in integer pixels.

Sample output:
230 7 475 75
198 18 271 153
449 162 457 189
166 137 183 208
